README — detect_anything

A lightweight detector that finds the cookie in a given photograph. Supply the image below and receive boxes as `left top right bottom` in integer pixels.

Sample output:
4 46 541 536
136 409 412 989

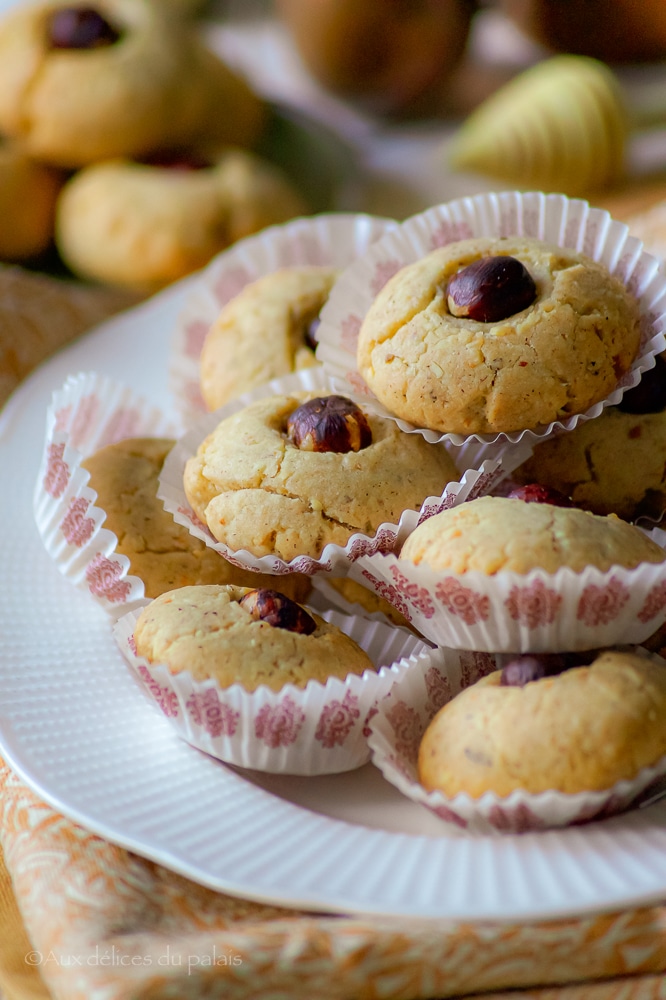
0 0 266 168
183 392 460 560
200 266 338 411
418 650 666 796
133 583 376 691
399 494 666 575
55 149 308 291
356 236 641 435
0 140 62 260
82 436 311 601
512 356 666 521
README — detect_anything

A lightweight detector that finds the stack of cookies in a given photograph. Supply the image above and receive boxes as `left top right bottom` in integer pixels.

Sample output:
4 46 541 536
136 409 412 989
0 0 307 290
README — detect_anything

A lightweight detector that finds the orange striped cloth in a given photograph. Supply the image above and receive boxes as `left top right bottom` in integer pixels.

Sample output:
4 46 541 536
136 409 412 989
1 760 666 1000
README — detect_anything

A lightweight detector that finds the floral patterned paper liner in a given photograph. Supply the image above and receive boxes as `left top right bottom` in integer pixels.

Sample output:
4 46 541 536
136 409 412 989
159 366 524 579
170 212 398 425
33 372 182 617
367 648 666 834
114 605 440 775
346 529 666 652
315 190 666 446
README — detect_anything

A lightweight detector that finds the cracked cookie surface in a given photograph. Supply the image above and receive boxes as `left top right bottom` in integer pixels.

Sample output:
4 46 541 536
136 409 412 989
513 406 666 521
183 393 460 560
200 266 338 410
83 436 311 599
134 583 375 691
418 650 666 796
399 495 666 574
357 236 641 435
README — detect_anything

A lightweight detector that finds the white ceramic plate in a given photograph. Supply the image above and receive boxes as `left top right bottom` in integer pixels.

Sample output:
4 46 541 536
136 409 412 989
4 277 666 923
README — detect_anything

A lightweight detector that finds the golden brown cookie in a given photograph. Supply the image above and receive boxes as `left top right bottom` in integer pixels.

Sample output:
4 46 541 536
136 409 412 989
418 650 666 796
200 266 338 411
82 436 312 601
133 583 376 692
399 495 666 575
0 138 63 260
0 0 266 168
184 392 460 561
357 236 641 435
55 149 308 291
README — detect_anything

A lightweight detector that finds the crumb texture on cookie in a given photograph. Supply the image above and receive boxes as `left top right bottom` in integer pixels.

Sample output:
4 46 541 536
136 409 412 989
200 266 337 410
357 236 641 435
418 650 666 796
83 437 311 600
183 393 460 560
399 495 666 574
133 583 375 691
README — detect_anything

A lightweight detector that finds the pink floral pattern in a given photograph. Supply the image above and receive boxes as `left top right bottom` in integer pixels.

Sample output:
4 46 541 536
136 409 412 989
362 702 379 738
360 570 411 619
184 319 210 359
212 264 253 306
340 313 362 353
85 553 132 603
346 370 373 396
43 442 69 498
254 697 305 748
468 469 504 499
137 664 179 718
54 404 72 432
487 802 547 833
60 497 95 546
315 690 360 748
385 700 422 763
424 666 452 719
347 528 398 561
426 803 468 829
498 207 519 238
638 580 666 623
186 688 239 738
183 379 206 413
435 578 489 625
459 651 496 689
428 220 473 249
100 406 141 448
69 393 100 450
504 579 562 627
370 260 402 296
416 494 458 526
390 566 435 617
577 576 630 627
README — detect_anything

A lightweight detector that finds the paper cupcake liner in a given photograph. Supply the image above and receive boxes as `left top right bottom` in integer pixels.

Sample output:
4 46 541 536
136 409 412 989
170 212 398 424
347 525 666 652
33 372 182 618
114 605 437 775
159 367 523 578
367 648 666 834
315 190 666 446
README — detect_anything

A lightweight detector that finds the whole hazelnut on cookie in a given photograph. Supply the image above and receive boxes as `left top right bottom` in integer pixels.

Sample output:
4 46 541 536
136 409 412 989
286 395 372 453
357 236 641 435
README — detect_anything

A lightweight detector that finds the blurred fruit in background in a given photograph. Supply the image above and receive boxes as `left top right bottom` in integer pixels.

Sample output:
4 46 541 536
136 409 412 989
274 0 478 116
498 0 666 65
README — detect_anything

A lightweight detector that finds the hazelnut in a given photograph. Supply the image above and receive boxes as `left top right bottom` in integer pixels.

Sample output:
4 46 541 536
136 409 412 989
239 588 317 634
500 650 594 686
507 483 575 507
617 355 666 414
48 7 121 48
447 255 537 323
138 150 211 172
286 395 372 453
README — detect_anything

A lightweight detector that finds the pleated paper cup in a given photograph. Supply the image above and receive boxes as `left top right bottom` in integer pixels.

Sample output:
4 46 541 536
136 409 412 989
171 212 398 424
159 367 519 578
33 372 181 617
348 524 666 652
316 190 666 446
367 648 666 834
114 605 438 775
